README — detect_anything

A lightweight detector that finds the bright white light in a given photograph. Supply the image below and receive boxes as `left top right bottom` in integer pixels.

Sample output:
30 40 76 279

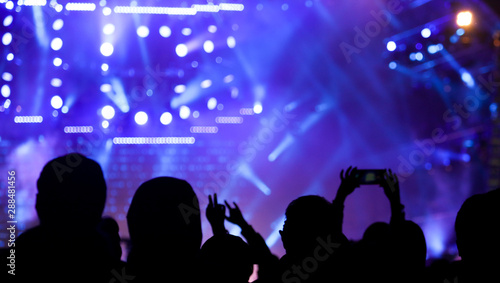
200 79 212 88
3 15 13 27
253 102 263 114
101 63 109 71
100 83 112 93
203 40 214 53
389 61 397 69
174 85 185 93
421 28 431 38
415 52 424 61
386 41 396 52
208 25 217 33
51 37 63 51
61 106 68 113
179 106 190 119
175 44 188 57
1 85 10 98
53 57 62 66
181 28 192 36
65 3 96 11
2 72 13 82
50 78 62 87
51 95 63 109
457 11 472 27
137 25 149 38
6 53 14 61
134 111 148 125
219 3 244 11
103 6 112 15
101 105 115 119
159 26 171 37
52 19 64 31
4 99 11 108
55 4 63 12
227 36 236 48
223 74 234 83
6 1 14 10
2 33 12 45
102 120 109 128
103 23 115 35
100 42 114 56
461 70 475 88
160 112 173 125
207 97 217 110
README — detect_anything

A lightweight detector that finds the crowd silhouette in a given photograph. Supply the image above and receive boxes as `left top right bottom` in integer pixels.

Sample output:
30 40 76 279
2 153 499 282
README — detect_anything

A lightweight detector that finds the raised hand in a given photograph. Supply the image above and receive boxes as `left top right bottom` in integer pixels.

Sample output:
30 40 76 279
206 194 227 235
335 166 360 202
381 169 401 205
225 201 248 228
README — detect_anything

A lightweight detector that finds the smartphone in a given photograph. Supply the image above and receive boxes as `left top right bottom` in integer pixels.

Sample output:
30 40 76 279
355 169 386 185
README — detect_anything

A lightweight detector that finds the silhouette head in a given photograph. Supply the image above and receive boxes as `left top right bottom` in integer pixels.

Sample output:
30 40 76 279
200 234 253 283
127 177 202 255
36 153 106 228
455 188 500 266
280 195 333 258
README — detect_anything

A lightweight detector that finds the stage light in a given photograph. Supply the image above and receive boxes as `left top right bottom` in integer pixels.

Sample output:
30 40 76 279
101 105 115 119
3 15 13 27
456 28 465 36
100 42 114 56
100 83 112 93
175 44 188 57
227 36 236 48
160 112 173 125
113 137 195 145
51 38 63 51
190 126 218 133
207 97 217 110
50 78 62 87
137 25 149 38
253 102 263 114
461 70 474 88
386 41 396 52
389 61 397 69
191 61 198 68
409 53 416 61
5 1 14 10
6 53 14 61
54 4 63 12
224 74 234 83
159 26 171 37
101 63 109 71
103 23 115 35
2 72 13 82
203 40 214 53
65 3 96 11
415 52 423 61
174 84 186 93
208 25 217 33
215 116 243 124
52 19 64 31
4 99 11 108
14 115 43 123
219 3 244 11
181 28 192 36
61 106 68 113
461 154 470 162
51 95 63 109
64 126 93 133
102 6 112 15
102 120 109 128
53 57 62 66
421 28 431 38
2 33 12 45
193 111 199 118
179 106 190 119
1 85 10 98
200 79 212 88
456 11 472 27
134 111 148 125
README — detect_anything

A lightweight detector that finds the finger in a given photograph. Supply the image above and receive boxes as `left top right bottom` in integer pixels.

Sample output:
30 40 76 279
208 195 213 207
340 169 345 180
346 166 352 176
233 202 240 212
224 200 231 209
214 193 218 205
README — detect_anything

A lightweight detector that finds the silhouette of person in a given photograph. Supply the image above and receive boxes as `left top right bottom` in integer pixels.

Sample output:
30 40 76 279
126 177 202 283
15 153 118 282
455 188 500 282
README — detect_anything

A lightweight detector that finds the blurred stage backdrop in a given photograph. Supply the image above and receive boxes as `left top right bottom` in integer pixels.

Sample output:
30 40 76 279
1 0 500 259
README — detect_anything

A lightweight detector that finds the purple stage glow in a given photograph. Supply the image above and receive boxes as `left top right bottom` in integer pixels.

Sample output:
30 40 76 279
0 0 498 260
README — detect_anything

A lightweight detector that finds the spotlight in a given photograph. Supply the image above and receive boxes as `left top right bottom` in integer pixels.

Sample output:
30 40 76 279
386 41 396 52
203 40 214 53
253 102 263 114
179 106 190 119
421 28 431 38
160 112 173 125
50 38 63 51
52 19 64 31
175 44 188 57
1 85 10 98
137 25 149 38
100 42 114 56
134 111 148 125
456 11 472 27
53 57 62 66
103 23 115 35
101 105 115 119
207 97 217 110
2 33 12 46
51 95 63 109
159 26 171 38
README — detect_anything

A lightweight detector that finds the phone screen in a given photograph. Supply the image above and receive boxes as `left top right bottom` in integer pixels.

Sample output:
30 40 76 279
355 169 386 185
